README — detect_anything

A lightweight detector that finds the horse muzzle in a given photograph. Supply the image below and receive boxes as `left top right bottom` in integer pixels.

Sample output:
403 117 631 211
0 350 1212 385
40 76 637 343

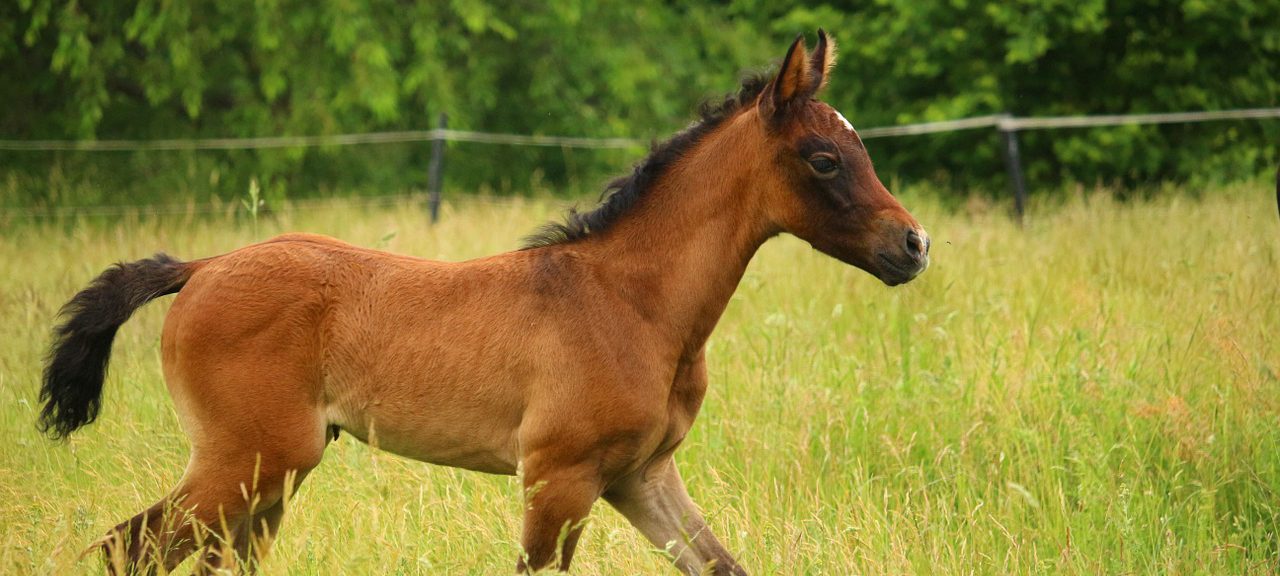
875 228 930 286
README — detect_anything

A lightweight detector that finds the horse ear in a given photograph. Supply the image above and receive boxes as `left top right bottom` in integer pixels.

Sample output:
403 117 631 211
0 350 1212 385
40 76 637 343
808 29 837 94
762 34 812 119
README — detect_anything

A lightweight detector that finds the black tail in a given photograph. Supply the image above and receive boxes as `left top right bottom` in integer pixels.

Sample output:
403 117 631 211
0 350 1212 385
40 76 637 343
40 253 192 440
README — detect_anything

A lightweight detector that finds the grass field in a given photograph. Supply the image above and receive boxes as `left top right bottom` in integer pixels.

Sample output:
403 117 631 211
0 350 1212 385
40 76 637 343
2 183 1278 574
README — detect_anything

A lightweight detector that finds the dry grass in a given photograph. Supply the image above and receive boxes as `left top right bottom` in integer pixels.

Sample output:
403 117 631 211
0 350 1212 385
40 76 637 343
1 183 1278 574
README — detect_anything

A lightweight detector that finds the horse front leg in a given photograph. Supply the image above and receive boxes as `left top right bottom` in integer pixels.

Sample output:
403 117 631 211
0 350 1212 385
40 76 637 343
604 456 746 575
515 454 602 573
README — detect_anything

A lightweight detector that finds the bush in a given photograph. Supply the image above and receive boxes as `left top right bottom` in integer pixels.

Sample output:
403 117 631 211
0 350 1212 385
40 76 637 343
2 0 1277 207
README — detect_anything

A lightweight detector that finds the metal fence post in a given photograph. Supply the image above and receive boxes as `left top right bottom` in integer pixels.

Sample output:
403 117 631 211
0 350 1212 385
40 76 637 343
998 113 1028 226
427 113 447 223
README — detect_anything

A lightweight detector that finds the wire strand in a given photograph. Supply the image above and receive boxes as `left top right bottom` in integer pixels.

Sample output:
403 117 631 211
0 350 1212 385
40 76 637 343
2 108 1276 151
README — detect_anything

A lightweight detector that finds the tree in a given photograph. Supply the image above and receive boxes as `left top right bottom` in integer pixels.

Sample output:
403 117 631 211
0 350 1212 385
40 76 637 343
2 0 1278 207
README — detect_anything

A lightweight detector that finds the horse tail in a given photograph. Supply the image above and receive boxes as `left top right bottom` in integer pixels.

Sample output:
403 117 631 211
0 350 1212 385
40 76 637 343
40 253 197 440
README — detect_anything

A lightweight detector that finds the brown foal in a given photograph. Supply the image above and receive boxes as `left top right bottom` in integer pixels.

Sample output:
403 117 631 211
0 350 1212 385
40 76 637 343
40 31 928 574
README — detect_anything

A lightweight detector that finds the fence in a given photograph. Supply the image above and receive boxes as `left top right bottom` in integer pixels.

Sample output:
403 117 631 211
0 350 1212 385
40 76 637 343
3 107 1279 223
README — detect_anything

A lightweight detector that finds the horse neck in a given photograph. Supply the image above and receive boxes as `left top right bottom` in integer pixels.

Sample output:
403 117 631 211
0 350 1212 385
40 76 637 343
579 114 776 359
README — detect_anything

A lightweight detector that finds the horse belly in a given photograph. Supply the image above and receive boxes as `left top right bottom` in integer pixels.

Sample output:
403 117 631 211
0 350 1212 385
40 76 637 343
323 377 522 475
315 254 544 476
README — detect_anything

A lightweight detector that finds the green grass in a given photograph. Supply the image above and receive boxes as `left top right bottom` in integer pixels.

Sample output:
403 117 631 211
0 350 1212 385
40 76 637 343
2 184 1278 574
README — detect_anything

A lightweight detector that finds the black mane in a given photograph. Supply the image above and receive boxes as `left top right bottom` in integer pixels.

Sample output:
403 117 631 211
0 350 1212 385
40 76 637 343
521 74 770 249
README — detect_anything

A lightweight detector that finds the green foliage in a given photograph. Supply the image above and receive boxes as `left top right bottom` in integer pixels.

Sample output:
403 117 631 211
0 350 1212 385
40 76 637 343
1 1 1278 207
791 0 1280 189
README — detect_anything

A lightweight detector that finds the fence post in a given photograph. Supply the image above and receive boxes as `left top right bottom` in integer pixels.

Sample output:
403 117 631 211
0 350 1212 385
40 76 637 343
998 113 1027 226
427 113 447 223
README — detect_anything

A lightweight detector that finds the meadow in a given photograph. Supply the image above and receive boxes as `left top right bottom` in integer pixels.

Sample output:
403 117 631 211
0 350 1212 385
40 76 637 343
1 183 1278 574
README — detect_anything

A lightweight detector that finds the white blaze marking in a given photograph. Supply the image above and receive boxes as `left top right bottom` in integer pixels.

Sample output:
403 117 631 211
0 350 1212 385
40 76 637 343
833 109 856 133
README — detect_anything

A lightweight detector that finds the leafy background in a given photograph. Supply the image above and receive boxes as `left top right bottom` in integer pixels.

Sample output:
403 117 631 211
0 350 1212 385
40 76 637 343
2 0 1278 207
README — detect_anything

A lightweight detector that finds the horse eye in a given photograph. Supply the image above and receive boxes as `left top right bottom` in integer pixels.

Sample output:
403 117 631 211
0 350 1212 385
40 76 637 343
808 156 838 175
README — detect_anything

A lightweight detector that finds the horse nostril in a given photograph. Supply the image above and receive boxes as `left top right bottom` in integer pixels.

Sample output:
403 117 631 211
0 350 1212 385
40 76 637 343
905 230 926 260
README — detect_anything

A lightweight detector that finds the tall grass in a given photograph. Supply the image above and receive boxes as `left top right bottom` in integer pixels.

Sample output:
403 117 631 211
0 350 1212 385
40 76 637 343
1 183 1278 574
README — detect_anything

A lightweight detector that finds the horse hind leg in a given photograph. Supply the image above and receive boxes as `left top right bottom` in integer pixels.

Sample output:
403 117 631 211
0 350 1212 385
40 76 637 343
99 473 244 575
101 459 320 575
100 453 317 575
201 467 313 573
98 496 188 575
101 275 330 573
231 497 288 567
99 371 328 575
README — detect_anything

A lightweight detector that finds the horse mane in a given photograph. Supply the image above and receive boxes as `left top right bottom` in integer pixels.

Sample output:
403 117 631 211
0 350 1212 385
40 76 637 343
521 73 771 250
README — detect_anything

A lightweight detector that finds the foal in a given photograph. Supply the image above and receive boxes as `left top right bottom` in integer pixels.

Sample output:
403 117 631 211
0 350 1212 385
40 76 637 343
40 31 928 574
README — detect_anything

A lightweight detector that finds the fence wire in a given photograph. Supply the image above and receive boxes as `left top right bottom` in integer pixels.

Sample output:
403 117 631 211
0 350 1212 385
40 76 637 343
0 193 545 220
3 108 1277 153
0 129 644 152
2 106 1277 218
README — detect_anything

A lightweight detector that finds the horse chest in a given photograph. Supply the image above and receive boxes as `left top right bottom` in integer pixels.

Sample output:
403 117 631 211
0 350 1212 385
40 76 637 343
670 355 709 421
648 355 710 457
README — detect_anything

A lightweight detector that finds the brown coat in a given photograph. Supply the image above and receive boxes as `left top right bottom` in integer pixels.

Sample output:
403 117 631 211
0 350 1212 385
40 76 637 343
40 31 928 575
